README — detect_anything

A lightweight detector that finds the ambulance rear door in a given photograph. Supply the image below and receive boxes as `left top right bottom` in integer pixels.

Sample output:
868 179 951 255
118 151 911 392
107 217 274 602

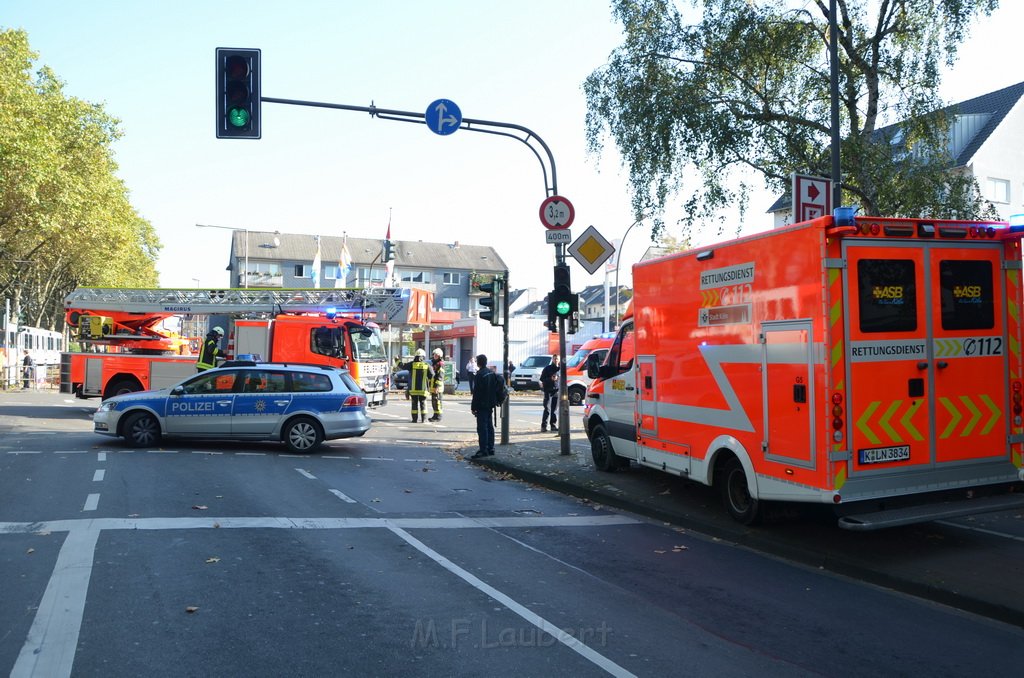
844 240 1009 480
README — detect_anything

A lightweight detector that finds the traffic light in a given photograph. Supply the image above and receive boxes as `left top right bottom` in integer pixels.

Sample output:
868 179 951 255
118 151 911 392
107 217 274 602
479 275 504 326
383 240 396 263
216 48 261 139
548 263 576 328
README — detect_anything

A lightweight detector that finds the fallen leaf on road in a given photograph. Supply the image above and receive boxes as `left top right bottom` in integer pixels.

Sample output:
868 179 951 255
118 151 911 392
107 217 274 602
371 498 381 503
26 548 34 555
659 489 671 495
205 557 220 564
654 550 666 554
403 489 412 494
213 522 221 528
185 606 199 614
192 505 208 510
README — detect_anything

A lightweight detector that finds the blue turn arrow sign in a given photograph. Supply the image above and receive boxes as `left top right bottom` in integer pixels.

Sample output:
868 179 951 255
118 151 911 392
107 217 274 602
425 99 462 136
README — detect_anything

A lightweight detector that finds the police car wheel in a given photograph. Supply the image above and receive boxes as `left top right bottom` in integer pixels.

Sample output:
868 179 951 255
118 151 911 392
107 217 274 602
123 411 161 448
590 425 620 472
718 455 759 525
284 417 324 453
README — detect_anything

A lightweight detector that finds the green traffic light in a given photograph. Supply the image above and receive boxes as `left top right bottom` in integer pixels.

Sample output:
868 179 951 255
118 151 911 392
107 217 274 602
556 300 571 316
228 106 250 128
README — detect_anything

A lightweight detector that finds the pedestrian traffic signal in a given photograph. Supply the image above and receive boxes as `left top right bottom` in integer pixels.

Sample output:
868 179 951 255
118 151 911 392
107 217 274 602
216 48 261 139
383 240 396 263
479 275 504 326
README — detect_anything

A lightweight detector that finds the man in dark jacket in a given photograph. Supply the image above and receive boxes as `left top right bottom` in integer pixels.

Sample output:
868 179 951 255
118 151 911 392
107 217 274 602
539 354 560 432
470 354 502 458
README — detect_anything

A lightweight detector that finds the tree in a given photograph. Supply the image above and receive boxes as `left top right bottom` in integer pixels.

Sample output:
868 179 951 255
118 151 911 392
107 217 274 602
0 28 160 329
584 0 1000 239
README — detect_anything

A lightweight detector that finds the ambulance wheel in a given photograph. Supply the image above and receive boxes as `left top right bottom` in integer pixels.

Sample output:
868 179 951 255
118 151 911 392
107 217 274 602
568 385 586 407
590 425 620 472
718 456 760 525
284 417 324 453
122 411 161 448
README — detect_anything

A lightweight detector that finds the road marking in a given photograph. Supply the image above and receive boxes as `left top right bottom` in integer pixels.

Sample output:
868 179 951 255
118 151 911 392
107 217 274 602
322 455 352 460
147 450 177 454
389 526 637 678
97 452 106 462
236 452 266 456
7 451 41 455
936 519 1024 543
362 456 395 461
295 468 317 480
12 528 99 678
329 489 357 503
82 494 100 511
58 450 89 455
190 450 223 455
92 470 105 482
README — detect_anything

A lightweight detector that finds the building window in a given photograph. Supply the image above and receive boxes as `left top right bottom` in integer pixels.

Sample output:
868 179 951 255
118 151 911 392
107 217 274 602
295 264 313 278
986 177 1010 204
441 297 460 310
399 270 432 284
325 264 344 281
245 263 282 282
356 267 387 286
443 272 461 285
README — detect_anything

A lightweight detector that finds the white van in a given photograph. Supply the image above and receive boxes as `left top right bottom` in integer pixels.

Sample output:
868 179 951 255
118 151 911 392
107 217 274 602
510 355 552 391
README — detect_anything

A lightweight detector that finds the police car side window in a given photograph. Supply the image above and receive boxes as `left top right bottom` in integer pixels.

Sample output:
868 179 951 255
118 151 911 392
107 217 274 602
183 371 237 394
291 371 332 392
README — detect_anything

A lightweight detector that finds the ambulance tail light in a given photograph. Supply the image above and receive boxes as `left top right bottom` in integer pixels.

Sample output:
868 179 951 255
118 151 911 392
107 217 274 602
1013 382 1022 422
831 392 844 441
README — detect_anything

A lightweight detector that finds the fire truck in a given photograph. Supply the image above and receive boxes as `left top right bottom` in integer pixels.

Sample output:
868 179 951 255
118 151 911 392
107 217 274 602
583 213 1024 529
61 287 415 405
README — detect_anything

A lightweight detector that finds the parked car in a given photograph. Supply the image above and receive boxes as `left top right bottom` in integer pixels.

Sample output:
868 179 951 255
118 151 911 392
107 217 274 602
93 363 370 452
510 355 553 391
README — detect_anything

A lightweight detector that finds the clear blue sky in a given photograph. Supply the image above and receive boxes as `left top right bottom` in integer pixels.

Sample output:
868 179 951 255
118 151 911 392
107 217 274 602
4 1 1021 293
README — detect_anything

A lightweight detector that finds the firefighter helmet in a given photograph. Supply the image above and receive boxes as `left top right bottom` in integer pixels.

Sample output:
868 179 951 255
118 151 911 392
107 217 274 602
432 348 442 358
415 348 426 358
212 326 225 336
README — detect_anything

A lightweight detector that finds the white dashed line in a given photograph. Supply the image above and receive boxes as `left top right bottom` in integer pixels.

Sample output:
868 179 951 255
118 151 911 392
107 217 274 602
97 452 106 462
295 468 317 480
92 470 105 482
82 494 100 511
361 457 395 461
329 489 357 503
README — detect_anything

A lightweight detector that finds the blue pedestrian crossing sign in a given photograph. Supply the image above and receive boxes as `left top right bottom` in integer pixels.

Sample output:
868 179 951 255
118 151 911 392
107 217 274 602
425 99 462 136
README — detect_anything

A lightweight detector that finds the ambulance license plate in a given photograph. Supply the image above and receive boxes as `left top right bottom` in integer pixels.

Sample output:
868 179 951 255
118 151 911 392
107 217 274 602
858 445 911 464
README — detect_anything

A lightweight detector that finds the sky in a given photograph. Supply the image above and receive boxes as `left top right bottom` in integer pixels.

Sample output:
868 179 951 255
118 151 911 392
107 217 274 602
4 0 1023 294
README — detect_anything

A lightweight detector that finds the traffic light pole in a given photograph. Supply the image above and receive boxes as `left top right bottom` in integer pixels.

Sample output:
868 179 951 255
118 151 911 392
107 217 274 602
555 245 570 455
500 270 510 446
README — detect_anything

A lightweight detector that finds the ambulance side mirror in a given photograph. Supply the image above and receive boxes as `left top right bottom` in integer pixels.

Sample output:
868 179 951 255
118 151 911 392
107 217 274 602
586 352 603 379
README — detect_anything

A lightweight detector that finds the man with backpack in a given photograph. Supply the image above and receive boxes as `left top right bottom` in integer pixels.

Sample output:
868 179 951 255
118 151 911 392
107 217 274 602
469 354 505 459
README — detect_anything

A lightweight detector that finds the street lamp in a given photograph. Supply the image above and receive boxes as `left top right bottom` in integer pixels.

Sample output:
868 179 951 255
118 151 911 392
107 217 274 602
196 224 249 288
613 219 644 328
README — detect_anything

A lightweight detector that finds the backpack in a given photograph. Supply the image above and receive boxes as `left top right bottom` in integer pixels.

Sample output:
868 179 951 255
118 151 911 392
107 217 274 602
493 372 507 405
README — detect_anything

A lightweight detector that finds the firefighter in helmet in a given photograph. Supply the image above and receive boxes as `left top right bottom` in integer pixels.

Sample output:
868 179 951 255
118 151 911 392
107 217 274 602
428 347 446 422
407 348 434 423
196 326 225 372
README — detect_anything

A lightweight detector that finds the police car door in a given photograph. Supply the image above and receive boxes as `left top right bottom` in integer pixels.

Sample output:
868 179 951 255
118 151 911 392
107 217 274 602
165 370 238 436
232 369 292 435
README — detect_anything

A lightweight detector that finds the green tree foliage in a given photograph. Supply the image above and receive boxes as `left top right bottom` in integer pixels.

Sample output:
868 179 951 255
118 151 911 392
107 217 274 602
585 0 1000 238
0 28 160 329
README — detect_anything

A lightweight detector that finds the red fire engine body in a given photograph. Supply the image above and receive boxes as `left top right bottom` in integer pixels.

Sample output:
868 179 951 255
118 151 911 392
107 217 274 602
584 214 1024 529
60 287 414 405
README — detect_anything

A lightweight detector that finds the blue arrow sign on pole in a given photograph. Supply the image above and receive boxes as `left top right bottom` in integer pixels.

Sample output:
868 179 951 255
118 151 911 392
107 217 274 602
425 99 462 136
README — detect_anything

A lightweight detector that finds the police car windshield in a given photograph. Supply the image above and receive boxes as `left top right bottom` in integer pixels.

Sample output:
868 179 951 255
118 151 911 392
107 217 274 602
350 327 386 361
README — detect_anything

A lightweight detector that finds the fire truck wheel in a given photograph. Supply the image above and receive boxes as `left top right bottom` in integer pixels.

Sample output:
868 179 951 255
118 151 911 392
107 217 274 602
122 411 161 448
283 417 324 453
107 378 141 398
568 385 586 407
718 455 760 525
590 425 621 472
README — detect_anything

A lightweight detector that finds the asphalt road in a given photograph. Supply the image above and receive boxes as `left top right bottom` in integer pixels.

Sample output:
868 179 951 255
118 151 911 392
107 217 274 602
1 389 1023 677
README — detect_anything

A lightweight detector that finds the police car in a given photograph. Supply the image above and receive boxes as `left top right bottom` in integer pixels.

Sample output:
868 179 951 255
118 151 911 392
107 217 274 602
93 363 371 452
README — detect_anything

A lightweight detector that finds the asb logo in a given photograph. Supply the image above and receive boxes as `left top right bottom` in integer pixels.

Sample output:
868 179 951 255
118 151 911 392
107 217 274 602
872 285 903 300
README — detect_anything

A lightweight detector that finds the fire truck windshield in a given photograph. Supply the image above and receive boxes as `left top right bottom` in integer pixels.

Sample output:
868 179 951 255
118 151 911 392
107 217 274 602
350 326 386 361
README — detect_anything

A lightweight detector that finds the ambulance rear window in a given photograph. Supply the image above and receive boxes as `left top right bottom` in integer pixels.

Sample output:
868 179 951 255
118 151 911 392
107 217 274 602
857 259 917 333
939 260 994 330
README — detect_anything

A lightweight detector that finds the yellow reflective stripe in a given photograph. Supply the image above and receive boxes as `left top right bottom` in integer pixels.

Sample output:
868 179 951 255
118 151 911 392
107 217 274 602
856 401 882 445
939 397 962 439
900 399 924 441
878 400 903 443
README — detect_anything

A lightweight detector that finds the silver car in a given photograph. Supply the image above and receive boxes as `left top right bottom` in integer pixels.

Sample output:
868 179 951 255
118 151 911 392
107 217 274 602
94 363 371 452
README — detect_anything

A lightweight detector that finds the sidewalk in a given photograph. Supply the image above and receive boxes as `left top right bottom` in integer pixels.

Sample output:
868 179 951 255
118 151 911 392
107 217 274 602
466 425 1024 629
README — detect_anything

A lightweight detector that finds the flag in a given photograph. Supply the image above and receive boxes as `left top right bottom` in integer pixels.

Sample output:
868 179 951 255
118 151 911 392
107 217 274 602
312 235 322 289
384 217 395 287
336 234 352 289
